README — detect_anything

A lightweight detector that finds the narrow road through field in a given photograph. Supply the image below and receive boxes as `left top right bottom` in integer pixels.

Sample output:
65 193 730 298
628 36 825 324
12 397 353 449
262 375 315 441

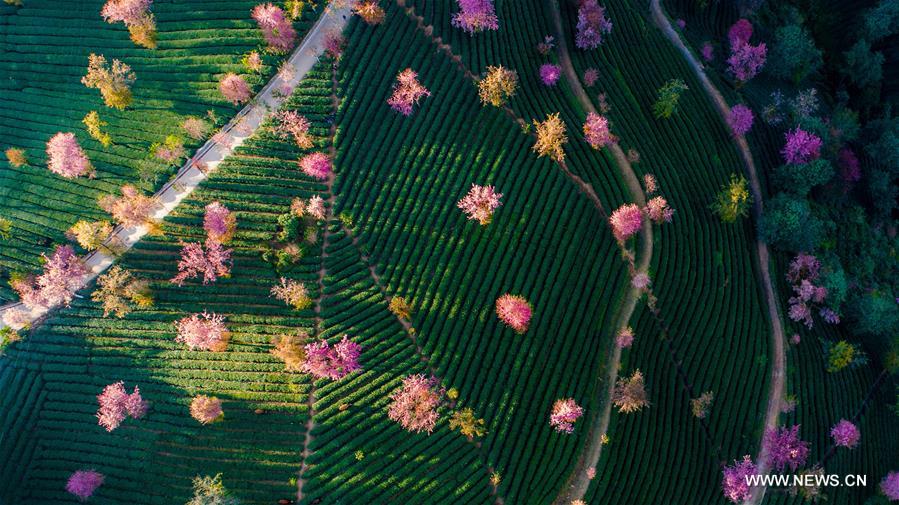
0 3 353 330
546 2 654 503
648 2 786 502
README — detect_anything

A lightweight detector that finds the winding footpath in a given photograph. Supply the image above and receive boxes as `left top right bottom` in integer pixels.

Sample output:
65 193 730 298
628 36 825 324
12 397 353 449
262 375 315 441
0 3 353 330
546 2 654 503
649 1 786 503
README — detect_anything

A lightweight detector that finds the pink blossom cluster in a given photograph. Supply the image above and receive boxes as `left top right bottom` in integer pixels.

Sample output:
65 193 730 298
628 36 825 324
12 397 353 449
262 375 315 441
219 73 252 105
66 470 105 501
457 184 503 225
726 20 766 83
575 0 612 50
763 425 810 471
274 110 312 148
830 419 860 448
609 203 643 242
101 0 150 25
47 132 93 179
388 374 444 433
12 245 87 310
721 456 757 503
727 104 754 136
251 3 296 53
583 112 615 149
2 308 31 331
299 152 332 180
539 64 561 86
388 69 430 116
495 294 532 333
701 42 714 62
190 395 223 424
644 196 674 223
175 312 229 351
97 381 148 431
171 239 232 285
204 202 236 244
643 174 658 194
881 471 899 501
302 336 362 380
786 253 833 328
583 68 599 87
99 185 156 228
451 0 498 34
631 272 651 290
616 326 634 348
304 195 327 220
549 398 583 433
782 128 822 165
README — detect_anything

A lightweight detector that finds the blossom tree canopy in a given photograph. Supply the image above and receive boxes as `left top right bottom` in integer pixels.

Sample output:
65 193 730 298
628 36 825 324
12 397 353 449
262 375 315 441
271 277 312 310
190 395 224 424
96 381 148 431
495 294 533 333
575 0 613 50
99 184 156 228
251 3 296 53
12 245 87 310
609 203 644 242
219 73 252 105
631 272 651 290
67 219 112 252
701 42 714 62
305 195 327 220
92 265 153 318
616 326 634 348
728 19 753 48
763 425 810 471
2 308 31 331
727 104 754 136
881 472 899 501
66 470 105 501
583 112 616 149
478 65 518 107
727 41 767 83
645 196 675 224
583 68 599 87
388 68 430 116
171 240 233 286
533 112 568 161
299 152 332 180
612 369 649 413
721 456 757 503
182 117 211 140
643 174 658 194
457 184 503 225
451 0 498 34
46 133 94 179
388 374 444 433
830 419 860 448
101 0 156 48
81 54 136 109
354 1 386 25
175 312 229 352
204 202 236 244
782 128 822 165
539 63 561 86
274 110 313 149
302 336 362 380
549 398 583 433
271 331 308 371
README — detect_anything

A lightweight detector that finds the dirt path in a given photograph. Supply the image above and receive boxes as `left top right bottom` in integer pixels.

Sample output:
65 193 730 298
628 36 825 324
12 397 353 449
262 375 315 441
0 3 354 330
545 2 654 503
649 1 786 502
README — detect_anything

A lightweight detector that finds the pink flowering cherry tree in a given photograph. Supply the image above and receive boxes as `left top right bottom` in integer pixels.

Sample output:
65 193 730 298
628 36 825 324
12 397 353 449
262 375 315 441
12 245 87 310
583 112 616 149
782 128 822 165
175 312 229 352
451 0 498 34
727 104 754 136
539 63 561 86
549 398 583 433
881 471 899 501
644 196 674 224
609 203 643 243
190 395 224 424
251 3 296 53
204 202 236 244
830 419 860 448
274 110 313 149
763 425 810 471
302 336 362 380
99 185 157 228
726 20 766 84
388 68 430 116
171 240 232 285
457 184 503 225
67 470 105 501
616 326 634 348
388 374 445 433
721 456 757 503
299 152 332 180
575 0 612 50
46 133 94 179
219 73 252 105
495 294 533 333
97 381 148 431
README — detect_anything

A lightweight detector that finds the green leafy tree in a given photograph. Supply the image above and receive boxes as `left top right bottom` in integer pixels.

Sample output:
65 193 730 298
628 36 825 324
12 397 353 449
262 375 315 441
843 40 884 89
773 159 834 197
759 193 823 251
768 24 822 83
